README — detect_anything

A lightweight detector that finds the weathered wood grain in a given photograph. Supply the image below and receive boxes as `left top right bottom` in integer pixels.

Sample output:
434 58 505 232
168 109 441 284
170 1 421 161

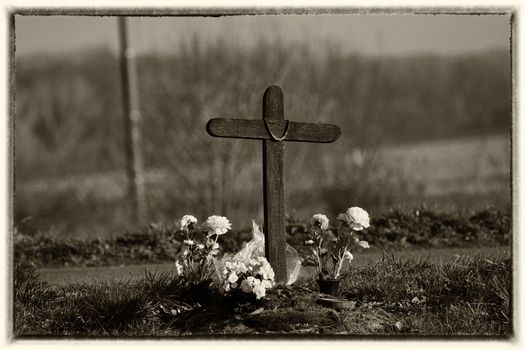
262 85 287 283
206 118 341 143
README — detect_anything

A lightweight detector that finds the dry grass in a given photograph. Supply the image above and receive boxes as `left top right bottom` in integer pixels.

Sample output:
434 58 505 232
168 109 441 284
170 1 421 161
13 253 511 337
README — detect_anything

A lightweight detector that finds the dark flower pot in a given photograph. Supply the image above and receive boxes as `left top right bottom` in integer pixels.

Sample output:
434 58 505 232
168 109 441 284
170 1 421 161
318 278 341 296
190 280 212 304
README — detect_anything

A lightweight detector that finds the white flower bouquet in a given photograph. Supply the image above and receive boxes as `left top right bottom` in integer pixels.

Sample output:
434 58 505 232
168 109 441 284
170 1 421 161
303 207 371 281
176 215 231 286
176 215 276 302
221 256 275 300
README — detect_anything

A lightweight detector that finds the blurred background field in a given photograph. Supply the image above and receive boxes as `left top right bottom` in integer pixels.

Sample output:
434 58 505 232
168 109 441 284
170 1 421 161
13 14 511 240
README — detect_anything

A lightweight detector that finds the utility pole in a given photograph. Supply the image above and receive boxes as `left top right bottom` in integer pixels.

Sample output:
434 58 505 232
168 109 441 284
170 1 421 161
118 16 146 223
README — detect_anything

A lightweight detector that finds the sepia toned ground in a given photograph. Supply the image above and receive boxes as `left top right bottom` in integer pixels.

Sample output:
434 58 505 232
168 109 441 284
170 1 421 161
15 253 511 336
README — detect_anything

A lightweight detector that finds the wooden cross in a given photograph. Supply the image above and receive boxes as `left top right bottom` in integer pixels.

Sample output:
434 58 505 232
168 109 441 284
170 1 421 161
206 85 341 282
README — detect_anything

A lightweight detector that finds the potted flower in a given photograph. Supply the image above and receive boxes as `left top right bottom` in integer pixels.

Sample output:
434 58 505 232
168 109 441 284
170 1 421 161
175 214 231 304
302 207 371 296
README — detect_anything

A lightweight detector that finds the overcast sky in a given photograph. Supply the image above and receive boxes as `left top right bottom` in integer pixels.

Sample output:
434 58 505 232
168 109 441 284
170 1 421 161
15 14 511 58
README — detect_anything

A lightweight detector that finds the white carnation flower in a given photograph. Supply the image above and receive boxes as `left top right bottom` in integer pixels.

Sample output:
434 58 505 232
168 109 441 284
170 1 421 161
204 215 232 236
311 213 329 230
180 215 197 231
337 207 370 231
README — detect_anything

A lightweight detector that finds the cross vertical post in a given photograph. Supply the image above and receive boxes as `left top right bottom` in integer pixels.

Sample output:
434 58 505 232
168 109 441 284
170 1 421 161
262 86 287 282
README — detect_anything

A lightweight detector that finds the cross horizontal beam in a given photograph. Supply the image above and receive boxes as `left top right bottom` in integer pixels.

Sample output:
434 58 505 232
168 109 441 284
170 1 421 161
206 118 341 143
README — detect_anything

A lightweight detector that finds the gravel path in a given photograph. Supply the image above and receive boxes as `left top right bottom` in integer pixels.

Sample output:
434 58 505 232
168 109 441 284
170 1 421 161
38 246 511 286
